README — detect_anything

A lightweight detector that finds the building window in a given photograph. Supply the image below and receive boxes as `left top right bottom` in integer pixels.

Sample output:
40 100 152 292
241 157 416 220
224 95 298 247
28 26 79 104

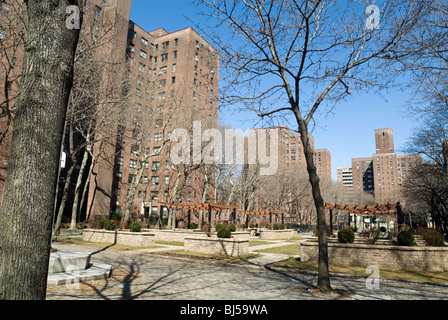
118 157 124 166
94 5 102 15
128 174 135 183
141 37 148 46
165 176 169 185
159 66 167 75
151 176 159 185
116 172 122 182
154 133 162 142
140 50 147 59
130 160 137 168
153 147 161 154
152 161 161 171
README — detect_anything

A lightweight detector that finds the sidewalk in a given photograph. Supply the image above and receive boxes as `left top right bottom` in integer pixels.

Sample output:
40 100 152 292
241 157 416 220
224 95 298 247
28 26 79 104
46 236 448 300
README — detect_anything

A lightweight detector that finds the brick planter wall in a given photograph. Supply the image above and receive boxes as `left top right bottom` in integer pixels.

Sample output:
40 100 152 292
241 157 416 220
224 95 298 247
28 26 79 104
300 241 448 272
260 229 297 240
83 229 155 247
184 236 249 256
141 229 250 242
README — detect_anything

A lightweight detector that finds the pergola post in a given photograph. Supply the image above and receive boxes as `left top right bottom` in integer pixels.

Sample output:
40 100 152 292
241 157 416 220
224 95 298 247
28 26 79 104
208 204 212 224
187 209 191 229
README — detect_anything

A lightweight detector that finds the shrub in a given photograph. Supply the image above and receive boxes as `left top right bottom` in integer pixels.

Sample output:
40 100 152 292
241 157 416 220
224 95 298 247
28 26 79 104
241 224 247 229
421 229 445 247
249 224 255 228
189 223 198 230
110 211 122 221
397 229 415 246
129 221 142 232
217 224 231 238
215 223 225 232
102 220 116 231
147 215 156 226
338 228 355 243
273 224 280 230
229 224 236 232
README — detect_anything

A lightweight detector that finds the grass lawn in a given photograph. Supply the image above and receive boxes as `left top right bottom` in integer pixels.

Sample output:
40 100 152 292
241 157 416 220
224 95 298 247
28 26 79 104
273 258 448 284
156 249 260 264
52 236 161 251
155 241 184 246
248 240 275 247
253 244 301 255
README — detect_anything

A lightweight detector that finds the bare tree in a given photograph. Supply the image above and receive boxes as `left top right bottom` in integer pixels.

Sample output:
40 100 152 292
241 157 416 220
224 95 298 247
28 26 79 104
52 8 128 235
0 0 82 299
194 0 428 292
0 1 25 146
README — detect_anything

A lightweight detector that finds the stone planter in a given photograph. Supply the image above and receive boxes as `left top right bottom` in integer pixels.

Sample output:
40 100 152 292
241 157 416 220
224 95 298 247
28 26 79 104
184 236 249 256
300 240 448 272
141 229 250 242
259 229 297 240
83 229 155 247
142 229 202 242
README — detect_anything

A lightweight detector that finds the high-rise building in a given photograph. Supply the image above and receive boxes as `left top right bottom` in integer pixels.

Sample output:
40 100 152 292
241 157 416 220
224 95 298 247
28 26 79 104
250 124 331 214
86 17 220 220
314 149 332 182
350 128 422 204
337 167 353 188
352 157 374 193
0 0 219 223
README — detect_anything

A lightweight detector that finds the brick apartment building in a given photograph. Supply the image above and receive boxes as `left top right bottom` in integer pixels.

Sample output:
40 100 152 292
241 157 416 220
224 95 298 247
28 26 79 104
250 125 331 220
0 0 219 224
85 2 219 221
351 128 422 204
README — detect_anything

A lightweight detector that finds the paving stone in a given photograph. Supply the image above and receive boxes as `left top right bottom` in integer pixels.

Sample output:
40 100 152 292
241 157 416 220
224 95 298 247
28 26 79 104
45 241 448 300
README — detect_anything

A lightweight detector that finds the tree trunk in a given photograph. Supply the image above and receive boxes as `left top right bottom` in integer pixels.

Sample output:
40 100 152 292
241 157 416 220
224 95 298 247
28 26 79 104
80 155 96 222
296 116 332 293
122 163 145 228
70 147 90 229
53 156 78 236
0 0 81 300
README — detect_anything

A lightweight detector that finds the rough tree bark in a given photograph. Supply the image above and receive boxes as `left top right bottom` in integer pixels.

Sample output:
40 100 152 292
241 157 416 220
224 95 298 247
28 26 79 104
0 0 82 300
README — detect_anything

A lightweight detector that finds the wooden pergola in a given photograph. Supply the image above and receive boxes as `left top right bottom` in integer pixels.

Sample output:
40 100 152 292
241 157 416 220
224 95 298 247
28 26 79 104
157 202 285 228
324 202 403 231
324 202 401 216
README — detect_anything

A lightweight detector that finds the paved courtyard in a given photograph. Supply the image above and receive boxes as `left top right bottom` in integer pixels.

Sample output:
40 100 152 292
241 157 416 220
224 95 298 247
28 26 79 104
46 239 448 301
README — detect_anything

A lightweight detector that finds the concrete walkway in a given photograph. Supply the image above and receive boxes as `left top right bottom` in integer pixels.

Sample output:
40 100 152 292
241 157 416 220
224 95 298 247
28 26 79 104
46 235 448 301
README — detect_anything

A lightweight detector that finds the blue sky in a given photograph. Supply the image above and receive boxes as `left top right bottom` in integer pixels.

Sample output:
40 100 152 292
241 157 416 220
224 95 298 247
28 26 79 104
129 0 421 180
